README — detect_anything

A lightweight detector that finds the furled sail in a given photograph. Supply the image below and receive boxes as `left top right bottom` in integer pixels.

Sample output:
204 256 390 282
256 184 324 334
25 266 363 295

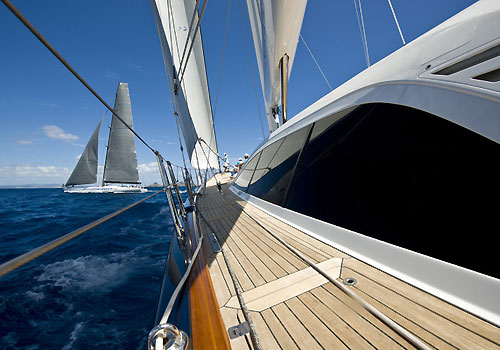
246 0 308 132
151 0 219 169
65 119 102 186
103 82 140 184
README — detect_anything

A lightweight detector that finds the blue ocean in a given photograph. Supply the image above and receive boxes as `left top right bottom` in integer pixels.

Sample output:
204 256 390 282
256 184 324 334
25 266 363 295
0 188 178 349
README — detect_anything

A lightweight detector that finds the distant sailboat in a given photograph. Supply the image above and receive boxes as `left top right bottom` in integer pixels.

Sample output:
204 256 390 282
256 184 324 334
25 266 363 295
64 82 147 193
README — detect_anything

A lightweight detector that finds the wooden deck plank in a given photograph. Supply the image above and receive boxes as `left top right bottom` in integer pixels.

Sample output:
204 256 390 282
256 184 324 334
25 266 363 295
211 219 267 290
231 213 308 272
271 302 323 350
236 211 326 264
225 258 342 312
220 307 251 350
198 174 500 350
344 258 500 346
217 216 279 282
242 204 348 259
216 235 255 292
215 253 236 296
285 297 350 349
308 286 413 350
337 268 493 349
248 311 281 350
228 221 290 279
261 308 300 350
207 252 232 307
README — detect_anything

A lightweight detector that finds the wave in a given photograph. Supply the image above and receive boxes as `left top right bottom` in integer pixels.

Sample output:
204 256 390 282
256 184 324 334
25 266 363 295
36 253 139 293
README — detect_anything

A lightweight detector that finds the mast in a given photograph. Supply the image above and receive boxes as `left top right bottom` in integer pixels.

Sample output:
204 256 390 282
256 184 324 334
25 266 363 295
246 0 308 132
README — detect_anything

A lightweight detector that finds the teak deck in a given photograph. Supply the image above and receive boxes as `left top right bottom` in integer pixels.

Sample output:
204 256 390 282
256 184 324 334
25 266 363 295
195 173 500 349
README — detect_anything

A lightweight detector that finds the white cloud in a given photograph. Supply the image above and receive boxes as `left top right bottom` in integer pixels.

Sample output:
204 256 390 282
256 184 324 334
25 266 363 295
0 165 70 178
17 139 34 145
105 70 120 81
138 162 158 174
138 162 161 186
42 125 79 143
35 100 58 108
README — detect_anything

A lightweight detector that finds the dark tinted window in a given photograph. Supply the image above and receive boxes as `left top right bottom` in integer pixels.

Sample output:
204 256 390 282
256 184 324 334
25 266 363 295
247 127 309 205
233 152 261 191
286 103 500 278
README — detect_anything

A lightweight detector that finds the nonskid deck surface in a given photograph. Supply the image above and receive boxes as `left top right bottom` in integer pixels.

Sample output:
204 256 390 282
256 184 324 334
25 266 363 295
197 173 500 350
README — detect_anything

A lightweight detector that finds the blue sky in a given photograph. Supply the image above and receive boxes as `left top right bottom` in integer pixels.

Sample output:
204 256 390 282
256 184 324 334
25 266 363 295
0 0 476 185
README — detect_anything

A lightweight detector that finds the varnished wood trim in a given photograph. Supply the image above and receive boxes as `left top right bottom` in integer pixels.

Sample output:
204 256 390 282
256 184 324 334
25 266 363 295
188 211 231 350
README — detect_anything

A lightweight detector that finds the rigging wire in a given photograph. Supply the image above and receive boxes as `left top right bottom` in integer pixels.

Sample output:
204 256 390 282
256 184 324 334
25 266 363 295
177 0 202 71
178 0 209 85
237 0 266 139
387 0 406 45
0 0 159 155
353 0 370 67
299 34 333 91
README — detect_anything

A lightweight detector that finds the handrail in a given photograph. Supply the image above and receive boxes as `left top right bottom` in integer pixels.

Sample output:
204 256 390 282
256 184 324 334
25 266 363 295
0 190 164 279
159 234 203 324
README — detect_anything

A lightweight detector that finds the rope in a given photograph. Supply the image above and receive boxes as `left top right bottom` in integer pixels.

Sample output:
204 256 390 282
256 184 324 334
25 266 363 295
387 0 406 45
198 137 240 169
241 208 431 350
353 0 370 67
1 0 159 155
0 190 164 278
198 210 263 350
299 34 333 91
237 0 266 139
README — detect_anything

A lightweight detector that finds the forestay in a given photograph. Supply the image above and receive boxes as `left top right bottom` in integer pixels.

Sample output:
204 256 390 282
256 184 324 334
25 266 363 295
65 119 102 186
151 0 218 169
103 83 140 184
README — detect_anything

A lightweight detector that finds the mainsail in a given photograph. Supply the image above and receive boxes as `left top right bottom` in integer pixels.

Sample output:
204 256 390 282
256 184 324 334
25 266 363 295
247 0 308 132
151 0 219 169
102 82 140 184
65 119 102 186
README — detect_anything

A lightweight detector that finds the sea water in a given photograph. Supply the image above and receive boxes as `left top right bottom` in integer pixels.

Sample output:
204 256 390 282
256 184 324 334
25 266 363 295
0 188 178 349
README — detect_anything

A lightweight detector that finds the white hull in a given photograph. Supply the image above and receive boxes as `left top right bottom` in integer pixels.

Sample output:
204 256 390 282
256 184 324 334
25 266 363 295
64 185 148 194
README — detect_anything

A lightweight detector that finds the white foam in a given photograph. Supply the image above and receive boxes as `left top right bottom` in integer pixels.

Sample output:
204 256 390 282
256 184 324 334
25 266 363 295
62 322 84 350
37 253 136 292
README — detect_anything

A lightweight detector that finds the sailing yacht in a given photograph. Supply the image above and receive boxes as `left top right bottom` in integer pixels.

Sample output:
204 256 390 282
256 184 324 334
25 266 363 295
2 0 499 348
149 0 500 349
64 82 147 194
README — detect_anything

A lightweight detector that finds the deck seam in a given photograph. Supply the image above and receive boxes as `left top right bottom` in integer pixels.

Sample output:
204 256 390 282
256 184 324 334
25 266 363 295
218 215 276 283
346 265 500 347
314 285 411 350
231 213 306 272
212 220 257 290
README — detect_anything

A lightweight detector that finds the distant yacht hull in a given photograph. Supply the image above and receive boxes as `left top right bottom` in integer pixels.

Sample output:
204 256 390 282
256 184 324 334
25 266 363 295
64 185 148 194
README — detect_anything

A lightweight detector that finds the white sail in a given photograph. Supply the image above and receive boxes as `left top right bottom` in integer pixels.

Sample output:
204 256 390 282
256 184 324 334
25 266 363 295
65 119 102 186
103 82 140 184
246 0 308 132
151 0 219 169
